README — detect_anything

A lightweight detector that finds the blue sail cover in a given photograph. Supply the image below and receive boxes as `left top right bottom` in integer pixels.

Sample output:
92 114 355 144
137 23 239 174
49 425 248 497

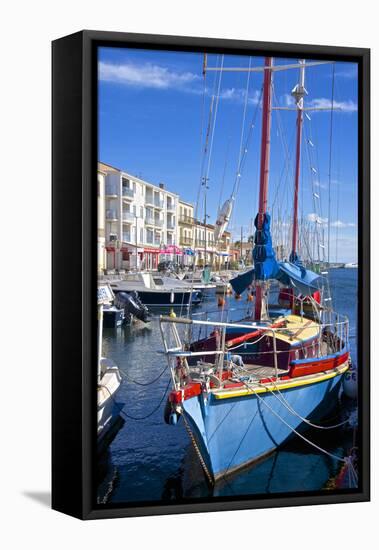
253 212 280 280
277 261 321 295
230 212 322 295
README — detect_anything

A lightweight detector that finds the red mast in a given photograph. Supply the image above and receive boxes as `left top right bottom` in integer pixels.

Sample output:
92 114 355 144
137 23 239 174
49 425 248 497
255 56 274 320
290 60 306 261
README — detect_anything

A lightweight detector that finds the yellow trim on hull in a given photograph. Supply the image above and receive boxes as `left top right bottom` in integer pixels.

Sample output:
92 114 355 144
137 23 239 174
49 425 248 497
213 362 349 400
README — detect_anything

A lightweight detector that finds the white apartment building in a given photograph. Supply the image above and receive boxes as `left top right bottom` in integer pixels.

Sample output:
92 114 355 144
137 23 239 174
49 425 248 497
98 162 179 271
97 169 107 274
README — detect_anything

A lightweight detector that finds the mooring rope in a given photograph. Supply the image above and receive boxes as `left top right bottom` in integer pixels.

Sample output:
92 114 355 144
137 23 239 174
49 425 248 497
100 377 171 421
239 379 348 464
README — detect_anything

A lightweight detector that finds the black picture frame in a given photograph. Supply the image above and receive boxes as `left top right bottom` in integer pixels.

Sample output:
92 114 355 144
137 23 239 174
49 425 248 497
52 30 370 520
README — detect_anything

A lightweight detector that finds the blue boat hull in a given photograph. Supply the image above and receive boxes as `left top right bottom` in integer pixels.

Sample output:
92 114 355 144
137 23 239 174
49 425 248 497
183 372 344 481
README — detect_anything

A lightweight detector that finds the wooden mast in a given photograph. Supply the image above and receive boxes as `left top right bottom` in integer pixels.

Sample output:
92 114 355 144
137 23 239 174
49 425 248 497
254 56 273 320
290 59 306 261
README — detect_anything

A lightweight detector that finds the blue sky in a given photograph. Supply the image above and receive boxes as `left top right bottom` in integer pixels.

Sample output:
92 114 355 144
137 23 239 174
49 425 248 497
98 47 358 262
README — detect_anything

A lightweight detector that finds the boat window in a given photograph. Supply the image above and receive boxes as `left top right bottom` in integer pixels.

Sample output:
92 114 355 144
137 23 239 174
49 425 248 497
153 278 164 286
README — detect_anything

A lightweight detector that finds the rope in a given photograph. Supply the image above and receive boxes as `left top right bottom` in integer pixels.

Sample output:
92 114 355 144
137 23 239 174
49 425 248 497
239 379 347 464
100 377 171 421
257 377 350 430
118 363 169 387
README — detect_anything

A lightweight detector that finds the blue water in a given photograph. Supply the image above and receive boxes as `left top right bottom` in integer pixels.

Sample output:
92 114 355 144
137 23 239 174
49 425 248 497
97 268 358 504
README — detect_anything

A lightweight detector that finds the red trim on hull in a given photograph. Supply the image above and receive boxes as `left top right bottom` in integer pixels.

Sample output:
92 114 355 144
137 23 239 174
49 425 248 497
169 382 201 404
289 351 349 378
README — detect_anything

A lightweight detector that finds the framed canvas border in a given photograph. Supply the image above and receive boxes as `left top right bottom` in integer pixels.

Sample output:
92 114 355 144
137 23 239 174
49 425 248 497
52 30 370 520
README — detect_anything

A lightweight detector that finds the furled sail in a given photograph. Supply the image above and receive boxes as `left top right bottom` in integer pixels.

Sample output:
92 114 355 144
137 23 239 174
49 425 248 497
214 196 234 242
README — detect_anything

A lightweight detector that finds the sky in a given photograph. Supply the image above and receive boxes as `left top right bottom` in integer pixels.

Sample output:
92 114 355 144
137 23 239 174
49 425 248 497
98 47 358 263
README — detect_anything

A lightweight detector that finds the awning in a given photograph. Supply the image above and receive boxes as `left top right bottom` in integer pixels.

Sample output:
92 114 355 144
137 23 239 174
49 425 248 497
159 245 183 255
144 247 160 253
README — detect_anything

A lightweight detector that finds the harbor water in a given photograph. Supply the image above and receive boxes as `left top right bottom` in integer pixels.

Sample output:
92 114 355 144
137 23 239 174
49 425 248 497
97 268 358 504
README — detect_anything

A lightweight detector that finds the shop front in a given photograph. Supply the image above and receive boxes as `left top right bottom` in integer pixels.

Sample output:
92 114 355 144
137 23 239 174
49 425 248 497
143 247 160 270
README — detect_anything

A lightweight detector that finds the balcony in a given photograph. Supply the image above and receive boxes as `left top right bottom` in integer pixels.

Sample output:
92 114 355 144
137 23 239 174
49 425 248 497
145 195 164 209
122 211 135 222
179 215 194 225
106 209 118 221
166 220 175 230
145 216 163 227
166 202 176 212
122 187 134 199
180 237 193 246
122 233 131 242
105 186 118 197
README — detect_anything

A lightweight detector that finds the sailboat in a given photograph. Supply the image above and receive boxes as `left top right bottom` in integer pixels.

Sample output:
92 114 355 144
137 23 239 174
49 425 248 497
159 57 351 482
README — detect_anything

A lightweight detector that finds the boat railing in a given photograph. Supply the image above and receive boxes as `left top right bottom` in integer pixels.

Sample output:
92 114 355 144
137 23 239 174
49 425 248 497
159 312 349 385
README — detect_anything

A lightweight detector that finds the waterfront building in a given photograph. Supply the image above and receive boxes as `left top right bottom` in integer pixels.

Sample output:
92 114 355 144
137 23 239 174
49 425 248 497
98 162 179 271
178 200 195 266
177 199 232 267
97 169 107 274
194 221 231 267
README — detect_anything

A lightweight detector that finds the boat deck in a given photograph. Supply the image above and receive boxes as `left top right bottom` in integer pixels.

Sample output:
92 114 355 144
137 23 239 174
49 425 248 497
273 314 321 345
239 364 289 378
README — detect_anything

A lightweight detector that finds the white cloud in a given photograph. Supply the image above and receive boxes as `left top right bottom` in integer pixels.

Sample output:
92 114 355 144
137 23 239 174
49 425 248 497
307 97 357 113
336 66 358 79
307 213 355 228
99 61 200 90
99 61 262 105
210 87 261 105
330 220 356 228
314 180 327 190
279 93 357 113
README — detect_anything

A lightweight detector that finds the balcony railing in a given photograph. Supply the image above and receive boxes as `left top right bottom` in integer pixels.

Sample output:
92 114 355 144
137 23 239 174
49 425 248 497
166 221 175 230
105 186 118 196
145 196 164 208
122 211 135 222
122 187 134 198
146 236 161 246
179 215 194 224
106 209 118 220
179 237 193 246
166 202 175 212
145 216 163 227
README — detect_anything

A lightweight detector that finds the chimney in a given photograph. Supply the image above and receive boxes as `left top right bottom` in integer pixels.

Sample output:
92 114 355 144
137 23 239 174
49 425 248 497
159 183 165 189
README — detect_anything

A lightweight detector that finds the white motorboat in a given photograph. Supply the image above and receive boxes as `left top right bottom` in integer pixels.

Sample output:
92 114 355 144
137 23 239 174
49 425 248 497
109 272 202 307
